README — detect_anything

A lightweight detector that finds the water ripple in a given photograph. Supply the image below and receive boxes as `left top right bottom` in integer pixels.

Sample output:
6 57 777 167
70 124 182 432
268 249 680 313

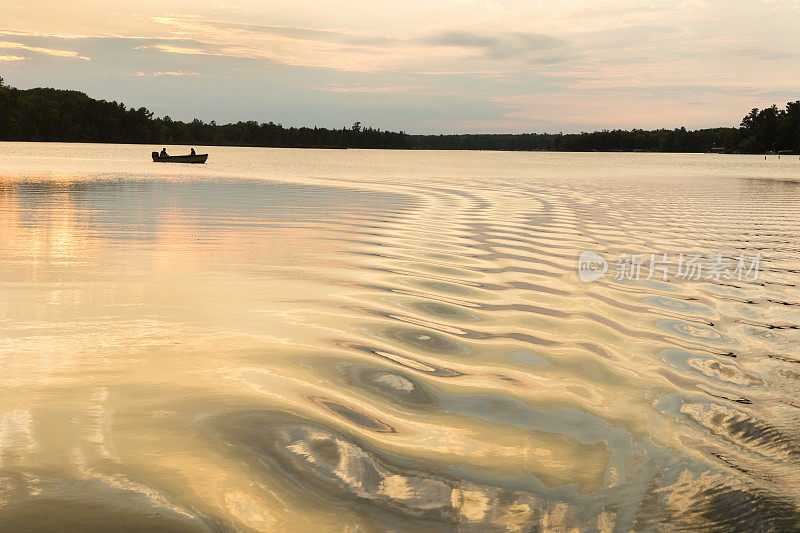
2 148 800 530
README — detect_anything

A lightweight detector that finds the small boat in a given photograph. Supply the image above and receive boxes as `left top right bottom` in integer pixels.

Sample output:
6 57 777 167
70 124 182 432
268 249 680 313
152 151 208 163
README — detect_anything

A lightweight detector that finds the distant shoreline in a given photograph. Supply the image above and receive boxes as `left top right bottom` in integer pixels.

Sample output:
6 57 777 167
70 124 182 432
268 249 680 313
0 78 797 154
4 139 797 157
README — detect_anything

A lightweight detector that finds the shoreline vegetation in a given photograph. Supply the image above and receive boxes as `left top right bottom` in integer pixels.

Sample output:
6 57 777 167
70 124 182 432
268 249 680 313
1 77 798 154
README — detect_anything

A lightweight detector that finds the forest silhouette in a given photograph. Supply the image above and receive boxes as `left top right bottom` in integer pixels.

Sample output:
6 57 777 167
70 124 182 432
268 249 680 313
1 77 798 153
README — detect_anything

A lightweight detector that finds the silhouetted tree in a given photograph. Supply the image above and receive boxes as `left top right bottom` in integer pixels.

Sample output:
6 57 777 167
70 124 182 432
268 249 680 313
0 79 797 153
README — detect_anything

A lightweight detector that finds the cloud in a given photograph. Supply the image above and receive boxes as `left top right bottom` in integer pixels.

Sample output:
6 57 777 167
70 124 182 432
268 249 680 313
152 17 393 48
423 31 567 60
313 83 426 94
0 54 26 62
0 29 89 39
410 70 508 77
145 44 210 56
735 47 799 60
0 40 89 60
145 16 572 71
135 71 200 77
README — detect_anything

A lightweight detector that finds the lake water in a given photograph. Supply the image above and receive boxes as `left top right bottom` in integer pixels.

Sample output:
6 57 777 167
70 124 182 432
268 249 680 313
1 143 799 531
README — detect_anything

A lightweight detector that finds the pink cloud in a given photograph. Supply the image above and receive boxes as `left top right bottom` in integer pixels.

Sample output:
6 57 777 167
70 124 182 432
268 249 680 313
134 71 201 77
313 83 424 94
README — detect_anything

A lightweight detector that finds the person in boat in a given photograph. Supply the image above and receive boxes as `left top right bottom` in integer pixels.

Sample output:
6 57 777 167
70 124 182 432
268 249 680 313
190 148 196 155
160 148 168 157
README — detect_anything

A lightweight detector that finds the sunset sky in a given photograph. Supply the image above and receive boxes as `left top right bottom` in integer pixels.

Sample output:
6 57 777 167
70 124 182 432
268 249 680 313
2 0 799 133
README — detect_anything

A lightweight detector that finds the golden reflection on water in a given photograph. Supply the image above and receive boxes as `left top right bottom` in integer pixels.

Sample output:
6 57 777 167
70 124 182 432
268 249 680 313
1 143 800 531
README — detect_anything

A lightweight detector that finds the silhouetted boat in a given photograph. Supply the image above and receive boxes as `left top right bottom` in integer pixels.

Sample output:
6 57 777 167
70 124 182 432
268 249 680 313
151 151 208 163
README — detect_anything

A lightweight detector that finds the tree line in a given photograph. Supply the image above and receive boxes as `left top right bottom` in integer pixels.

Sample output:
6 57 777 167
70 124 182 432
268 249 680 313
0 79 411 149
414 108 800 153
1 76 798 153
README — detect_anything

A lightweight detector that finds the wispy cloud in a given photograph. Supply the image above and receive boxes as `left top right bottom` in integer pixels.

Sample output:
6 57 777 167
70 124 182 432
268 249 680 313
423 31 568 61
735 47 799 60
145 16 572 72
0 29 89 39
141 44 209 55
0 54 25 62
134 70 201 77
313 83 425 94
151 17 394 47
0 40 89 60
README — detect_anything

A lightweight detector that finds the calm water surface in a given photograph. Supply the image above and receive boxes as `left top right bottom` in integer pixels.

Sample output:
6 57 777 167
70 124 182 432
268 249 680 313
1 143 799 531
